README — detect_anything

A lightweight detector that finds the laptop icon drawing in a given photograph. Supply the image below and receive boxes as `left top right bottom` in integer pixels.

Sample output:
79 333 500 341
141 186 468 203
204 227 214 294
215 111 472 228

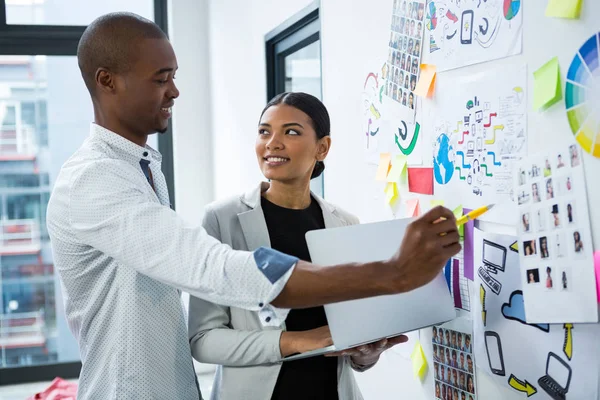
538 352 572 400
478 240 507 295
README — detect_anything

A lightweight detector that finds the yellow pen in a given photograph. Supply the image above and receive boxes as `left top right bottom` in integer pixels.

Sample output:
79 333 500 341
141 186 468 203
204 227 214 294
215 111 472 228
456 204 495 226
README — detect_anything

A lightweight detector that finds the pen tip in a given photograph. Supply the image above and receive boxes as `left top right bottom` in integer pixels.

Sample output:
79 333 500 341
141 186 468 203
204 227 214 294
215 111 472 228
486 204 495 210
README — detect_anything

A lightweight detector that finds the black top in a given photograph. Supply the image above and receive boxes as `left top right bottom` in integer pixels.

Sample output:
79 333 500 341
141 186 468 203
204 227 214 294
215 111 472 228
261 195 339 400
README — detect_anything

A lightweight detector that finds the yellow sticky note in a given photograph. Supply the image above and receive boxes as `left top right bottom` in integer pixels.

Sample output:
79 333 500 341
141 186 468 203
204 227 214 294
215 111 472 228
545 0 582 18
406 198 420 217
430 199 445 208
387 155 408 183
376 153 392 181
453 205 464 236
533 57 562 111
410 341 428 381
384 182 399 206
414 64 437 98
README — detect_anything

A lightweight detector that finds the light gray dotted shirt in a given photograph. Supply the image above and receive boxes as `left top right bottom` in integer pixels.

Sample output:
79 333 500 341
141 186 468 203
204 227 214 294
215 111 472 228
46 123 296 399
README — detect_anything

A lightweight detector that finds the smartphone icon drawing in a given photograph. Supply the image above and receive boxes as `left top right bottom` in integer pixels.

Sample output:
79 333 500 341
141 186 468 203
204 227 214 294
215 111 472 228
485 331 506 376
461 10 474 44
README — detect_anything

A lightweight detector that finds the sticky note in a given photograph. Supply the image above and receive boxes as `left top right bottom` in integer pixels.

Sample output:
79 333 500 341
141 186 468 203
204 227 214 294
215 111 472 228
453 205 464 236
430 199 445 208
376 153 392 181
414 64 437 98
408 167 434 195
545 0 582 19
533 57 562 111
594 251 600 303
384 182 399 206
387 155 408 183
410 341 428 381
406 199 420 217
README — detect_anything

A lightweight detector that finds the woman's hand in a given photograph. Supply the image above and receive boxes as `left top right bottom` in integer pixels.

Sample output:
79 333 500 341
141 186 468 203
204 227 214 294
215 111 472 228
280 326 333 357
325 334 409 366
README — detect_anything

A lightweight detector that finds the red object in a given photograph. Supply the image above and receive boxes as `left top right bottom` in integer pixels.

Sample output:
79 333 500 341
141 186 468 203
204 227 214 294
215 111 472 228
446 10 458 23
408 167 434 195
26 378 77 400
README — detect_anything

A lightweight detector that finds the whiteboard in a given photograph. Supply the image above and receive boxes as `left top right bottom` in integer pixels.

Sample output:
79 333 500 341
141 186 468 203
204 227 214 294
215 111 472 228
320 0 600 398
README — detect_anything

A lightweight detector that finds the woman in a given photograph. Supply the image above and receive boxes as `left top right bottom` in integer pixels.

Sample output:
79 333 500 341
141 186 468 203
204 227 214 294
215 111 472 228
532 182 540 202
467 375 475 394
540 236 549 259
574 231 583 252
567 203 573 223
546 178 554 199
188 93 403 400
562 271 568 289
546 267 553 288
522 213 530 232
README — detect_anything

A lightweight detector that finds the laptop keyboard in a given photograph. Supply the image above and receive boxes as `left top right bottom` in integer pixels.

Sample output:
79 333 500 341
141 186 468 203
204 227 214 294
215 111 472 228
539 376 566 399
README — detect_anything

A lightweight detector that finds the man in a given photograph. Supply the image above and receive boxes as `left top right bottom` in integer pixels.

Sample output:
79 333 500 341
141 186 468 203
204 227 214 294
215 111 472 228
460 351 466 371
445 329 451 346
433 326 438 343
467 355 474 373
451 331 458 349
465 334 472 353
440 366 446 383
438 328 444 345
451 350 458 368
457 332 463 350
46 12 461 400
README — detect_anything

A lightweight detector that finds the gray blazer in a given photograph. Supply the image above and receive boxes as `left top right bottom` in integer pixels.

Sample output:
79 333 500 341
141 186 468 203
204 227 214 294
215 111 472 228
189 182 366 400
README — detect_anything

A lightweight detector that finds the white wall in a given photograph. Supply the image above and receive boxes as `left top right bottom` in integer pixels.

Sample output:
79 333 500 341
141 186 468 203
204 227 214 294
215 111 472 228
207 0 316 200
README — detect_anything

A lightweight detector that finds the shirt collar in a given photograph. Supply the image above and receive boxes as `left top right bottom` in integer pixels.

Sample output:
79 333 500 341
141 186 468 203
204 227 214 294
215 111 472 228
89 123 163 164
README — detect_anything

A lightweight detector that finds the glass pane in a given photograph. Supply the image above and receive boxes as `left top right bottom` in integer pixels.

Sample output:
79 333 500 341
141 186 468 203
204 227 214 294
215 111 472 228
284 40 322 99
283 40 324 197
6 0 153 26
0 55 157 369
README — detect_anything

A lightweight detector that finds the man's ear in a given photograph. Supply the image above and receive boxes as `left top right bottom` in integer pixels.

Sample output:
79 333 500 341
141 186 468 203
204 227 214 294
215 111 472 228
95 68 116 94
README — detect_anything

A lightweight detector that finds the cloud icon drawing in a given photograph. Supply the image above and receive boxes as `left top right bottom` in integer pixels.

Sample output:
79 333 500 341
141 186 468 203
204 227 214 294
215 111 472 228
501 290 550 332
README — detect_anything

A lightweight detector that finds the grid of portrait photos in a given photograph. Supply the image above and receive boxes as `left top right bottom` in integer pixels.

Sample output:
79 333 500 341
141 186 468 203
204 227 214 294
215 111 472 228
384 0 425 110
432 326 477 400
516 144 587 293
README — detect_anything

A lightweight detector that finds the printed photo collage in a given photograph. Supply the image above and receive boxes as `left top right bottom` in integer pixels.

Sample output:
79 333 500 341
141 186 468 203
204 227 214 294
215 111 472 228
384 0 425 109
517 144 584 292
432 326 477 400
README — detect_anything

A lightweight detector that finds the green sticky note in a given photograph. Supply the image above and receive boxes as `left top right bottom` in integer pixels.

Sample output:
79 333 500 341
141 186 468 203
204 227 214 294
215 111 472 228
384 182 399 206
430 199 445 208
453 205 464 237
545 0 582 19
410 341 428 381
387 155 408 183
533 57 562 111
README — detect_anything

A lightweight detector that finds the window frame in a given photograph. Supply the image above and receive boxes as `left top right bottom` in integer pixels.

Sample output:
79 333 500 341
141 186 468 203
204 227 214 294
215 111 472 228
264 0 325 197
0 0 173 385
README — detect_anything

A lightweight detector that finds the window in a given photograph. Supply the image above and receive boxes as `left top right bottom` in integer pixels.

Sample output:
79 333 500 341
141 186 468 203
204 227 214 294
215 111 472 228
0 0 172 385
265 1 324 197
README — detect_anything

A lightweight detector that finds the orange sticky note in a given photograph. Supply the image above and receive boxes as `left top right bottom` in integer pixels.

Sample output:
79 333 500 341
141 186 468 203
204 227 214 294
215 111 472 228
406 198 420 217
376 153 392 181
414 64 436 98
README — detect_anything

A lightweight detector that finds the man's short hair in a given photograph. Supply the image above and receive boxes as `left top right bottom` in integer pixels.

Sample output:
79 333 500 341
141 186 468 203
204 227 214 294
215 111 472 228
77 12 167 95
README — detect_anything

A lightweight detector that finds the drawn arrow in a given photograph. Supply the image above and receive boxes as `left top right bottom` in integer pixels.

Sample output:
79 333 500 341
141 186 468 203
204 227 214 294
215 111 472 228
458 130 470 144
398 120 408 140
369 127 380 136
395 122 420 155
563 323 573 360
446 30 458 40
456 151 471 169
485 124 504 145
479 17 489 35
446 9 459 23
483 112 498 128
455 167 466 180
510 241 518 252
487 151 501 166
480 284 487 326
508 374 537 397
481 164 493 177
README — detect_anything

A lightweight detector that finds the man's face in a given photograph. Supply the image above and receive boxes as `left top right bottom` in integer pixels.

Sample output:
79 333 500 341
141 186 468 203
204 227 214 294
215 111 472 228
460 353 465 365
468 358 473 370
112 38 179 137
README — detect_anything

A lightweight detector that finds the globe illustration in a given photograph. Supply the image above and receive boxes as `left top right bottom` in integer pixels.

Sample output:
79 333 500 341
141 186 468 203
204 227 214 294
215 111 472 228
433 133 454 185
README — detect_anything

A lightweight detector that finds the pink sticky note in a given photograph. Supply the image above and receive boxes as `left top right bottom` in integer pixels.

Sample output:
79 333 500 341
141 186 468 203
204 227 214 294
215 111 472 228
408 167 434 195
406 199 420 217
594 251 600 303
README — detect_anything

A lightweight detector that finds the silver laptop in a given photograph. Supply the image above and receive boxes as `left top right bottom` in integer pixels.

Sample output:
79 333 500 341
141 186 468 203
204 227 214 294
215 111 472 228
283 218 456 361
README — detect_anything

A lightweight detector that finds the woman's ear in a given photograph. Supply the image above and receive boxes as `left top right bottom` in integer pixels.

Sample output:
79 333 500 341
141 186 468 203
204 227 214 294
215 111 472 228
316 136 331 161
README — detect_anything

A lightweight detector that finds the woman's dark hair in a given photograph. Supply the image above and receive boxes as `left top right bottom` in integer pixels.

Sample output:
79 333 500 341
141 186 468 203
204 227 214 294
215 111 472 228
259 92 330 179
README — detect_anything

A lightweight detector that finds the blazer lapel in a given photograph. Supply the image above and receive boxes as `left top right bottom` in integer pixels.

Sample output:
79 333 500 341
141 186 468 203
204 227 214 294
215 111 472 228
313 195 344 229
237 183 271 250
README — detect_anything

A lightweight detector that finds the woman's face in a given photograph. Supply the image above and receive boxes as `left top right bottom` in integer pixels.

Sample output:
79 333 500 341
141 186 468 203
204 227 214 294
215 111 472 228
256 104 330 184
532 184 538 195
574 232 580 241
529 272 534 281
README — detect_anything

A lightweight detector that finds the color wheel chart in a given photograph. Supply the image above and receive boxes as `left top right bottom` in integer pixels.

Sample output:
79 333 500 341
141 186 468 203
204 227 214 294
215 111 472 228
565 32 600 158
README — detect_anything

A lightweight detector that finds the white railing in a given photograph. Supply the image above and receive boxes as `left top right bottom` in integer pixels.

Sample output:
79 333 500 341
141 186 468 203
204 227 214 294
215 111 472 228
0 219 41 254
0 124 38 156
0 310 46 349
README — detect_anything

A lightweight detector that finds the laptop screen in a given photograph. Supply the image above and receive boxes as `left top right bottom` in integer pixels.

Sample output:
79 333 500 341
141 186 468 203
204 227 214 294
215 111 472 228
548 354 570 389
483 240 506 272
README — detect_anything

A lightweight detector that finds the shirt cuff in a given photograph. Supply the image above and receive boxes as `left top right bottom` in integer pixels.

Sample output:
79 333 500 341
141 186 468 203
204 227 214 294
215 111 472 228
253 247 298 283
258 266 295 327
